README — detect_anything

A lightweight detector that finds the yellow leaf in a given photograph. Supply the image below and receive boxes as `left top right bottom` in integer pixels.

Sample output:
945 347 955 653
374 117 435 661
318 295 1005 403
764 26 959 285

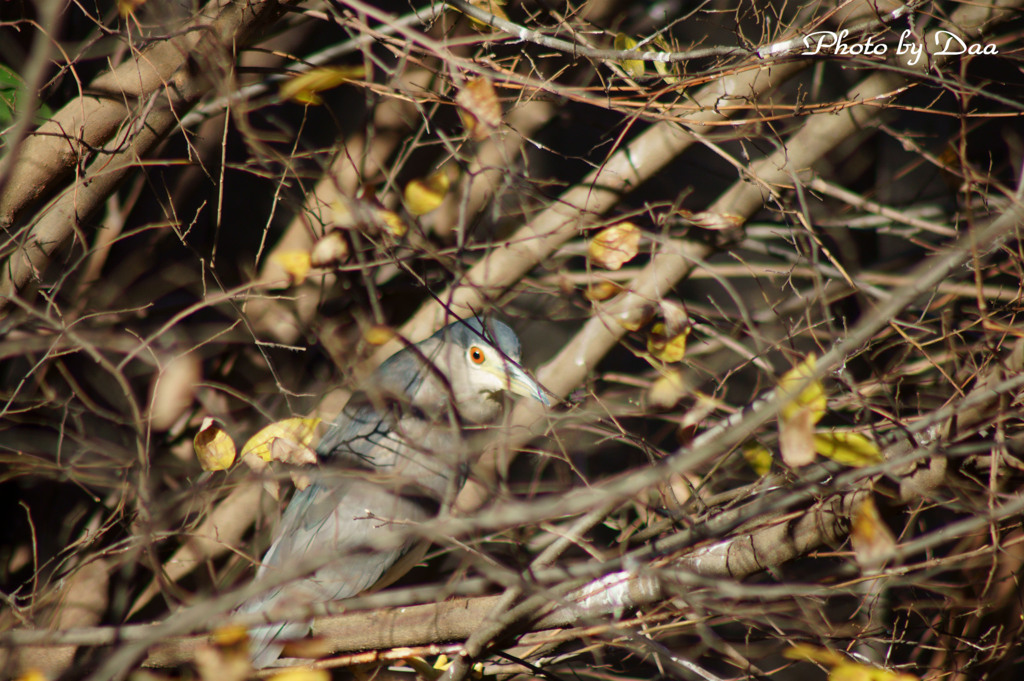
241 417 323 465
402 656 441 679
117 0 146 18
867 670 919 681
456 77 501 140
613 33 645 78
279 66 366 105
364 324 395 345
420 653 485 677
830 663 877 681
833 663 917 681
404 169 451 215
742 442 773 476
211 623 249 648
584 280 622 301
648 369 687 409
652 58 677 84
813 431 882 467
14 669 48 681
326 197 407 238
310 230 349 268
778 354 826 424
589 222 640 270
849 497 896 571
647 321 690 363
652 35 681 85
614 303 655 331
783 644 846 666
268 668 331 681
193 417 236 472
777 355 825 468
271 250 312 285
784 646 918 681
462 0 509 31
377 209 408 237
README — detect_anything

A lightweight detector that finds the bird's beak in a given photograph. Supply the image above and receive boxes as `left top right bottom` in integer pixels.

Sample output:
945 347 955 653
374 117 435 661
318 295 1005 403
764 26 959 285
498 363 550 406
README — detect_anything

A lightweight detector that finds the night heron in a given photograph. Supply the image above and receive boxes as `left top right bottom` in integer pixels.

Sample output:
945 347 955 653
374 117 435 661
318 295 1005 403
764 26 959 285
239 317 548 667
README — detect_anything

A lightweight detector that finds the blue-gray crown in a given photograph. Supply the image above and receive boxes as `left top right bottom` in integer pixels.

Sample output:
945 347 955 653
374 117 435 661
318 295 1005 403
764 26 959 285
438 317 522 361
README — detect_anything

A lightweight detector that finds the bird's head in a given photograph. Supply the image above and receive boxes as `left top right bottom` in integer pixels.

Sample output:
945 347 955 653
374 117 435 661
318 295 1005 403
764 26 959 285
434 318 549 422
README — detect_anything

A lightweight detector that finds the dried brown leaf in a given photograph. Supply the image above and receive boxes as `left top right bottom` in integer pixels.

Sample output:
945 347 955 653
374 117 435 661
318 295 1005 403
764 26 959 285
310 230 349 268
779 406 817 468
850 497 896 571
457 77 501 140
677 209 744 231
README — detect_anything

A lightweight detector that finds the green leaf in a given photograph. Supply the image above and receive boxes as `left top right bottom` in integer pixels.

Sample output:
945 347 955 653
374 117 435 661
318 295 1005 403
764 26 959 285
0 64 54 128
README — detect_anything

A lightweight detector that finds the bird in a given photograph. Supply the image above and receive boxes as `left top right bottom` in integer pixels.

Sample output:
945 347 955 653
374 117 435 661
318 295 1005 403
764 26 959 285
238 317 548 667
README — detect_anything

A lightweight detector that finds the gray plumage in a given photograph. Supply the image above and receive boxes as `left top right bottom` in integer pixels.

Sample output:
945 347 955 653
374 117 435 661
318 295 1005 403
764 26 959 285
239 318 547 667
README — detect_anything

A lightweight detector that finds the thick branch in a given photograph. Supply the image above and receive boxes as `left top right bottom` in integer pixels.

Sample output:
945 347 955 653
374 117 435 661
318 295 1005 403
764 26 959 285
0 0 289 309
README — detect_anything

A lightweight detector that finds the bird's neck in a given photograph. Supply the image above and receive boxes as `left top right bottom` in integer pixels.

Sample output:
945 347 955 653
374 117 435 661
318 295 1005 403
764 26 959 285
408 379 504 425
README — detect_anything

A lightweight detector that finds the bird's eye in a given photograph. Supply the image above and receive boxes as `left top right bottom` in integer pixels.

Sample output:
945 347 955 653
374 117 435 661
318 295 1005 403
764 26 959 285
469 346 485 364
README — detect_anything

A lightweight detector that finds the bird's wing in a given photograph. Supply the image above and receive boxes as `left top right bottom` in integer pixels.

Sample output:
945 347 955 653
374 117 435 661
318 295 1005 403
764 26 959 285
320 395 464 499
243 475 431 666
241 400 440 666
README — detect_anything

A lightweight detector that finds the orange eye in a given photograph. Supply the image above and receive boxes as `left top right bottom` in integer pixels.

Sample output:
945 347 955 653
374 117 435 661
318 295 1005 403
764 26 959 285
469 346 485 364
